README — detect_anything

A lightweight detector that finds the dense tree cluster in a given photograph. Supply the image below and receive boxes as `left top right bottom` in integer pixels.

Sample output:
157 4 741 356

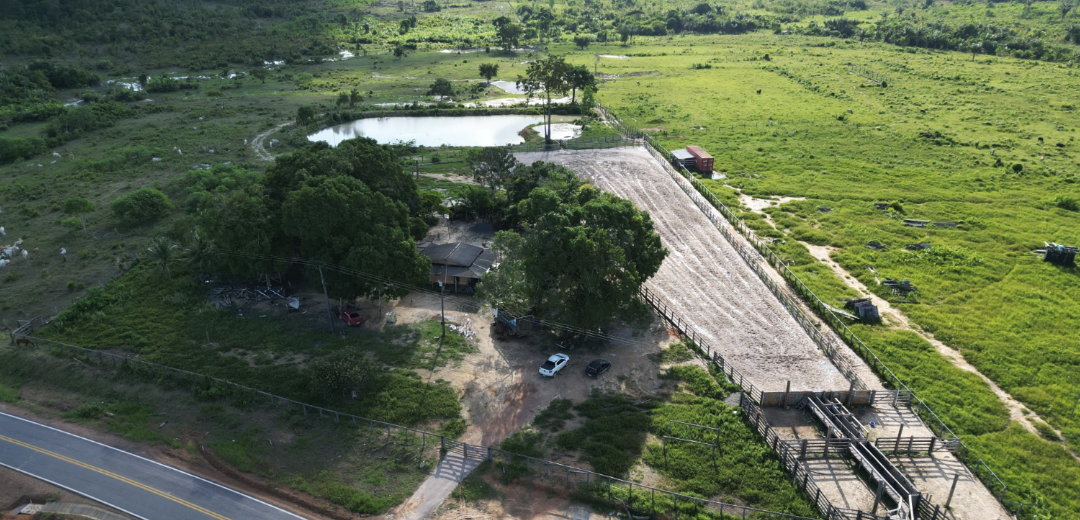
467 149 668 330
197 138 431 299
0 0 336 69
794 11 1080 62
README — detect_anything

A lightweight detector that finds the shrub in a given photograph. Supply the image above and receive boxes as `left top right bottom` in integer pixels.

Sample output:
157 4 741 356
426 78 454 97
438 417 467 438
0 136 47 164
1012 163 1024 173
533 398 575 431
110 187 174 223
1033 420 1061 442
1053 195 1079 212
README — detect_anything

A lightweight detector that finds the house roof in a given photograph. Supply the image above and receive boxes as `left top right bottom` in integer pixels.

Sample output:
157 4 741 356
423 242 482 267
422 242 495 279
672 149 694 160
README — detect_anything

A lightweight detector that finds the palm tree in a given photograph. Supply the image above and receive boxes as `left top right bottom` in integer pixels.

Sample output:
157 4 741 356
185 228 216 274
147 236 179 278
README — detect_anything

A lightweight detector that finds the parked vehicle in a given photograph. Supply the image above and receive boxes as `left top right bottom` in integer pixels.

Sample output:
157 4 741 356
539 353 570 377
585 359 611 377
339 309 365 326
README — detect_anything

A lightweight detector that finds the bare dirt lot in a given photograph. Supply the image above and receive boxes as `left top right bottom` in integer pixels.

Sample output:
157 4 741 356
515 148 856 392
376 291 676 448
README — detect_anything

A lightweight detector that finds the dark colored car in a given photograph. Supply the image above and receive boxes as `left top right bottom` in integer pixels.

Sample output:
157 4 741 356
339 310 365 326
585 359 611 378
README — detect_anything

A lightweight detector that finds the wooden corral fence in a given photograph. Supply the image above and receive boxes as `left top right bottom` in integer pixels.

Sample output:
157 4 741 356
758 389 913 408
8 316 46 345
595 102 1030 519
737 394 895 520
508 134 639 153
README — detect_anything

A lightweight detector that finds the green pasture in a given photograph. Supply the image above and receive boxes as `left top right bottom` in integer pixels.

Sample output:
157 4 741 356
581 31 1078 516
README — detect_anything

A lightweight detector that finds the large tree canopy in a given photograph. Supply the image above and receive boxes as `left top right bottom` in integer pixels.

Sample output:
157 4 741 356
200 187 282 277
282 176 429 299
466 146 519 196
266 138 418 210
480 171 667 329
201 138 430 298
517 55 570 143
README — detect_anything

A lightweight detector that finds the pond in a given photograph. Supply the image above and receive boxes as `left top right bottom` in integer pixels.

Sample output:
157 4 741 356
490 80 526 94
307 115 579 147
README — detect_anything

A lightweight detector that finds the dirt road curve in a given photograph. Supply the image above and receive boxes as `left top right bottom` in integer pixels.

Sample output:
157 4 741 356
251 123 291 161
516 148 860 392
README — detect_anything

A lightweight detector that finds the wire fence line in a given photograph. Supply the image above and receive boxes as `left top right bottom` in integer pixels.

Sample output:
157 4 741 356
5 332 826 520
507 133 639 153
593 102 1030 518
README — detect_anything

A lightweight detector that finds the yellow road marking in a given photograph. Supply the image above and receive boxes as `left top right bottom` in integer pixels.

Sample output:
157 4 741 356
0 433 232 520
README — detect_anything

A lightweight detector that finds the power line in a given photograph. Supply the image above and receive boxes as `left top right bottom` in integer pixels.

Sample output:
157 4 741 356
209 248 662 348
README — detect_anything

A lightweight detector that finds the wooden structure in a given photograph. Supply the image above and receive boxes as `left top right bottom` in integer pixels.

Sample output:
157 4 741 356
797 394 928 520
670 148 695 168
685 145 714 173
844 298 880 322
1043 242 1077 265
882 279 916 297
493 307 534 337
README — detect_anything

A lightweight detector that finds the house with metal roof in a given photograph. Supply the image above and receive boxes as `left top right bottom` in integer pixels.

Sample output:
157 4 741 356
421 242 495 292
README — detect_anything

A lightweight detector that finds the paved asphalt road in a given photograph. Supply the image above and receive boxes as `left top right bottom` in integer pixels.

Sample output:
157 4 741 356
0 411 307 520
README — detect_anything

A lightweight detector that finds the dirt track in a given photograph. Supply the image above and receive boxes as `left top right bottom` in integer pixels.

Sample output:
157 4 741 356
516 148 859 392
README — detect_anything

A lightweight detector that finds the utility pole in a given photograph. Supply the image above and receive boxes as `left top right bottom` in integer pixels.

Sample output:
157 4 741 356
318 265 336 334
440 260 448 337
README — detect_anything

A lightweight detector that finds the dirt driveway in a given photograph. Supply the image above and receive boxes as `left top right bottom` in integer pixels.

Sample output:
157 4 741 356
378 291 675 447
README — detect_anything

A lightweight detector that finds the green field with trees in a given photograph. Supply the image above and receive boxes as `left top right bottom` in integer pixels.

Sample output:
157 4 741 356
2 0 1080 517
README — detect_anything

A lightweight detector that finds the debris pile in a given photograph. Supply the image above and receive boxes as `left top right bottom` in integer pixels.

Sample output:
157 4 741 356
882 278 917 297
1041 242 1077 265
844 298 881 322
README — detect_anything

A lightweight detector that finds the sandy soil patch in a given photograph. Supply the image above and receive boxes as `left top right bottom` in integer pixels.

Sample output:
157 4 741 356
738 194 805 213
389 292 675 447
737 193 805 229
514 148 858 392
